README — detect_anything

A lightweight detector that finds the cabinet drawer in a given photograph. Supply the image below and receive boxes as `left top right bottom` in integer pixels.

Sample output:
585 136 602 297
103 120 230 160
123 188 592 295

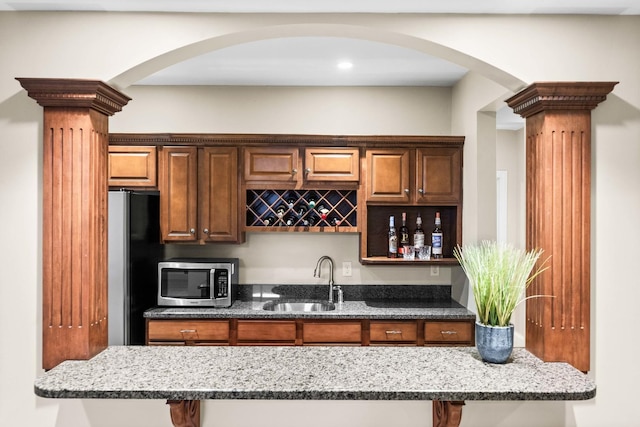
303 321 362 344
424 321 473 344
237 320 297 342
147 320 229 342
370 321 417 342
108 145 157 187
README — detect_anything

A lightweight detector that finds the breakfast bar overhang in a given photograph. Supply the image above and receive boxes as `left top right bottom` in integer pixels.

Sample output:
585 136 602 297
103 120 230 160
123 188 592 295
34 346 596 427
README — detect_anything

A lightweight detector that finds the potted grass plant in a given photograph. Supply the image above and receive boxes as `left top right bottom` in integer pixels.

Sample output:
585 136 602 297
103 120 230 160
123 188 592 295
453 241 548 363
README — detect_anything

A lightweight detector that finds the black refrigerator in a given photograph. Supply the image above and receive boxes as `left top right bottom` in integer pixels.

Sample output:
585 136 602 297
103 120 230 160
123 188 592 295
108 190 164 345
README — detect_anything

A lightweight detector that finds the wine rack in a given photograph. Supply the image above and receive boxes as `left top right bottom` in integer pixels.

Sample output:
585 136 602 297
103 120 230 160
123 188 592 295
246 189 357 232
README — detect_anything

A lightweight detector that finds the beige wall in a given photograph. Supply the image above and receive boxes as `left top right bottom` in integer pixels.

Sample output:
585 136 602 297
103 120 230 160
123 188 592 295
1 11 639 427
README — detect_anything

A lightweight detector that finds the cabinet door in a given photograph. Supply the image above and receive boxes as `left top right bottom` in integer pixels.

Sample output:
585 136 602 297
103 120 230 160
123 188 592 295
236 320 297 345
365 149 411 203
302 321 362 344
147 320 230 345
416 148 462 203
199 147 240 242
244 147 300 184
304 147 359 182
108 145 157 188
159 146 198 242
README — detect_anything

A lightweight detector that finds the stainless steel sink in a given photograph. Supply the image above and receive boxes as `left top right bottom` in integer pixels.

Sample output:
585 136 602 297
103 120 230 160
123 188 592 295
262 300 336 312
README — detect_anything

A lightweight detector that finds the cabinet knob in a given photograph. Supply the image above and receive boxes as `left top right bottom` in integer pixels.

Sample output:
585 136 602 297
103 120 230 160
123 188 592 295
203 228 209 235
304 168 311 175
189 228 195 234
404 188 410 194
292 168 298 175
418 188 425 195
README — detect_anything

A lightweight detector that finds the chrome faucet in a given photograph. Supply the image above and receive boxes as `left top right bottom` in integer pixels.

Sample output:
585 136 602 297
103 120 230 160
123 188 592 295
314 255 335 303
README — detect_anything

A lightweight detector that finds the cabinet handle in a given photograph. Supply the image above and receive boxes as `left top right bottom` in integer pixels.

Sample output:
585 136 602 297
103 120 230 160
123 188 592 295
385 330 403 335
440 330 458 335
179 329 196 334
404 188 410 194
291 168 298 175
189 228 195 234
203 228 209 235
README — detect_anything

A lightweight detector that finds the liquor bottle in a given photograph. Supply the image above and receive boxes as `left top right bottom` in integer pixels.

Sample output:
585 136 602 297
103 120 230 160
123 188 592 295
388 215 398 258
431 212 443 259
262 216 277 226
413 213 425 250
399 212 410 255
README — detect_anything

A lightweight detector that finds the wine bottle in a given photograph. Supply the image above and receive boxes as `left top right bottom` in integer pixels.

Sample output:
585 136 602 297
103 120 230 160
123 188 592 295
431 212 443 259
388 215 398 258
413 213 425 250
316 204 329 222
399 212 410 255
286 197 296 210
275 204 287 220
306 194 317 209
285 214 297 227
263 216 277 226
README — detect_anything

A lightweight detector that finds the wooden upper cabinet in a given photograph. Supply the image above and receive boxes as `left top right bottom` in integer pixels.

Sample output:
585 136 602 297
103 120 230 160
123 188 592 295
365 149 411 203
199 147 239 242
416 148 462 204
304 147 359 182
244 146 360 187
108 145 157 188
159 146 198 242
159 146 241 243
366 147 462 204
244 147 300 183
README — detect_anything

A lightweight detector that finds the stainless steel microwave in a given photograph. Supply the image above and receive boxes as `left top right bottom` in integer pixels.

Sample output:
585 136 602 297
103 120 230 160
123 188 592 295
157 258 238 307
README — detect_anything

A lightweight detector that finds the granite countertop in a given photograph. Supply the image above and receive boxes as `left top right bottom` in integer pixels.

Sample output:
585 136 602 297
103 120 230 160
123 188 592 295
144 284 476 320
34 346 596 401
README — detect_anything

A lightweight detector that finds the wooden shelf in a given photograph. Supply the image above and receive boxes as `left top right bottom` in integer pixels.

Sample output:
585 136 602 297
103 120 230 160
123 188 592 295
360 256 459 266
246 226 357 233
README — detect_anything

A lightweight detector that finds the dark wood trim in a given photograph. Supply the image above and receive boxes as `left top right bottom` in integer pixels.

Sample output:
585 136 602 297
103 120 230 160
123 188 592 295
433 400 465 427
506 81 617 372
16 78 130 116
506 81 618 118
167 400 200 427
109 132 465 148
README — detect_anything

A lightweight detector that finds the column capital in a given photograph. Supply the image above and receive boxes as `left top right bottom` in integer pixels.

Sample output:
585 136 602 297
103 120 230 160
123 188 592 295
16 77 130 116
506 81 617 118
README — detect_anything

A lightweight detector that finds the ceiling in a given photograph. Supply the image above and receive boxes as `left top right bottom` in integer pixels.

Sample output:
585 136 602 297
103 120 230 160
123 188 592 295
6 1 638 130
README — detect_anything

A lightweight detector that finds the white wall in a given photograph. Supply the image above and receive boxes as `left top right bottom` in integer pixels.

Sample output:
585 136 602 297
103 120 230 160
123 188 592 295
1 11 639 427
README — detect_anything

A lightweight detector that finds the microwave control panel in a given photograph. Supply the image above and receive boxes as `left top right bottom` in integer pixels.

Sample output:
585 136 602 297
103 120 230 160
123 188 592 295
214 269 229 298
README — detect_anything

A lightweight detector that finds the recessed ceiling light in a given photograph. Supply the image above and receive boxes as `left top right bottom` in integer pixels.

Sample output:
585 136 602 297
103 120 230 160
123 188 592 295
337 61 353 70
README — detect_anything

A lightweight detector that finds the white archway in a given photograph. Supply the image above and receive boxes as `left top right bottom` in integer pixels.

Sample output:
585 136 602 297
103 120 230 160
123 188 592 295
110 23 525 92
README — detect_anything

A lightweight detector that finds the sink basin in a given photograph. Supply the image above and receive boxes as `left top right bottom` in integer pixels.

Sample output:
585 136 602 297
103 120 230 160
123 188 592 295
262 300 336 312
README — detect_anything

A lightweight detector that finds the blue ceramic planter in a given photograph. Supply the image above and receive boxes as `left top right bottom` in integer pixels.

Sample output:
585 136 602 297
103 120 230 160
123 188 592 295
475 322 514 363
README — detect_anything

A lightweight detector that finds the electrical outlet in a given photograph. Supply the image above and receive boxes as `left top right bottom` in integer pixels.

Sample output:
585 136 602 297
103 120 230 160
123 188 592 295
430 265 440 276
342 261 352 277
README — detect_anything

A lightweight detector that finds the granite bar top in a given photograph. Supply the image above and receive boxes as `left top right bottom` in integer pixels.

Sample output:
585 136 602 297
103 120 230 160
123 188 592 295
34 346 596 401
145 284 476 320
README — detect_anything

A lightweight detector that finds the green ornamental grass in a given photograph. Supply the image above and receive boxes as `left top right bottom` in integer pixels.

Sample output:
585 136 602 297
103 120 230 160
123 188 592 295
453 241 548 327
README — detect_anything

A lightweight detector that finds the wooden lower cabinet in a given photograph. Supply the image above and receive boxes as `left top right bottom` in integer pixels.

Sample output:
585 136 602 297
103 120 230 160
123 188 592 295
147 320 230 346
237 320 297 345
303 321 362 345
147 318 474 347
424 320 474 346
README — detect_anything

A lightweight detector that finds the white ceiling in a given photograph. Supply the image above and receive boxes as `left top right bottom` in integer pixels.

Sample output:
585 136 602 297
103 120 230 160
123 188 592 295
6 0 638 129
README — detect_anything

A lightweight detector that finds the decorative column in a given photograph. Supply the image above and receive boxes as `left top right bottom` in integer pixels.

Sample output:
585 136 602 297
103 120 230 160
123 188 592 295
17 78 130 370
506 82 616 372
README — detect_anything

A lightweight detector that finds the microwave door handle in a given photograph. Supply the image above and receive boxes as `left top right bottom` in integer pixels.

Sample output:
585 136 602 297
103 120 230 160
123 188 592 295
210 268 216 298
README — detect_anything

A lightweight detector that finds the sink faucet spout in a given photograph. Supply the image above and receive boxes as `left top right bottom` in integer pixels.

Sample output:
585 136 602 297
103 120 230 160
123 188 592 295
314 255 335 303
